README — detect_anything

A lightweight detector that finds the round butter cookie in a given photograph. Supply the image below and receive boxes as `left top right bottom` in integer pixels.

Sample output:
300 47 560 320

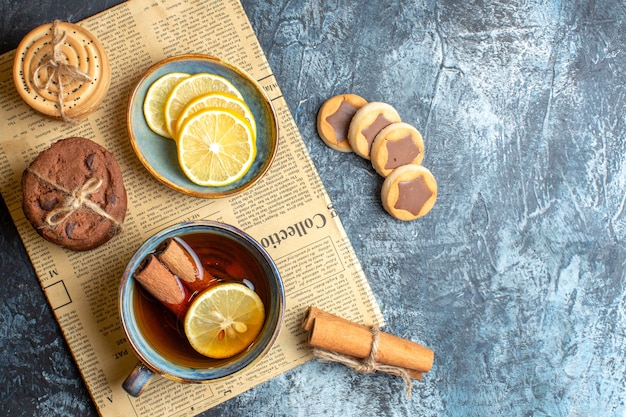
348 102 401 159
371 122 424 177
381 164 437 221
13 21 110 122
22 137 127 251
317 94 368 152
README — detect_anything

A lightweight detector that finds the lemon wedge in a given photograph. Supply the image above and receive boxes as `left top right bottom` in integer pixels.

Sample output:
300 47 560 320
184 283 265 359
143 72 190 138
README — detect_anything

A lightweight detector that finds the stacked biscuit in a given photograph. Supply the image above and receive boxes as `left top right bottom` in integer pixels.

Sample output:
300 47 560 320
13 21 110 122
21 136 127 251
14 21 127 251
317 94 437 221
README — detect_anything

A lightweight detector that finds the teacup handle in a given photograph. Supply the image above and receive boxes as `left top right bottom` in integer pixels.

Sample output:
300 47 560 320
122 361 154 397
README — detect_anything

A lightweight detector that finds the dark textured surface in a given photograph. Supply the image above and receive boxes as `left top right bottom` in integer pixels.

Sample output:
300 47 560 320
2 1 626 416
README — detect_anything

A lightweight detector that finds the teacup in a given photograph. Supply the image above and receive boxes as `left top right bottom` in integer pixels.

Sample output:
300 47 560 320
119 221 285 397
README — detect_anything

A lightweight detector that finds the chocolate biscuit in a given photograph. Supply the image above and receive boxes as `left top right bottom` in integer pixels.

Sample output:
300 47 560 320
22 137 127 251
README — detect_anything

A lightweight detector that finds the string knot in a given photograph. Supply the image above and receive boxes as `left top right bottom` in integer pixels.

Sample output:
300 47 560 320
46 177 103 226
31 20 92 123
311 325 414 398
26 167 123 232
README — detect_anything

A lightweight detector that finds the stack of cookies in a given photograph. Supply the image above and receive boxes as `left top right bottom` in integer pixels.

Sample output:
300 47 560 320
21 137 127 251
13 21 126 251
13 20 111 122
317 94 437 221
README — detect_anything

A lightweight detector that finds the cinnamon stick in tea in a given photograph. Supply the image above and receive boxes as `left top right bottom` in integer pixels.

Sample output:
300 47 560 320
157 237 219 294
134 254 191 319
303 307 433 378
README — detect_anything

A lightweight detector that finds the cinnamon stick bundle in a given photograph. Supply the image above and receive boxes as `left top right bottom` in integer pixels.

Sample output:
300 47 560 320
302 306 434 380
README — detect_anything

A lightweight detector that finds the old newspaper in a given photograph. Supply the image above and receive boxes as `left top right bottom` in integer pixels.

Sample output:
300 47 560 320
0 0 383 416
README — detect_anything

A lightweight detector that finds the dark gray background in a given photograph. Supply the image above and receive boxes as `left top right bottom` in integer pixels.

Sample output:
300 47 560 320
1 1 625 416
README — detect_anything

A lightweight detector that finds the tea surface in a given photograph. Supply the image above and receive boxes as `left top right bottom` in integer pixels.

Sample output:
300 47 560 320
133 232 269 366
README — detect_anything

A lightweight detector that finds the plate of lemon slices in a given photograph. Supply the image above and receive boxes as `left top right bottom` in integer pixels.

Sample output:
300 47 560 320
127 54 279 198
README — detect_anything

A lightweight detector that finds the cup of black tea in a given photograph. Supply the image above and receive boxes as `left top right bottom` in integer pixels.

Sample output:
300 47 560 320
119 221 285 397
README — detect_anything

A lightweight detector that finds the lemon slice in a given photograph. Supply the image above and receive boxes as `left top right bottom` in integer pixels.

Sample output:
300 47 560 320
143 72 190 138
174 92 256 138
177 108 256 186
164 72 244 137
184 283 265 359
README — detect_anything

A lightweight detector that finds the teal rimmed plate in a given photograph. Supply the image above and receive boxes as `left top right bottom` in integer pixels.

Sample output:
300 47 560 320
127 54 279 198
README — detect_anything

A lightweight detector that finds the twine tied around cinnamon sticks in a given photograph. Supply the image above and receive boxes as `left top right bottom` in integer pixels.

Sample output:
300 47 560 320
31 20 92 123
311 325 414 397
26 167 122 229
302 307 434 399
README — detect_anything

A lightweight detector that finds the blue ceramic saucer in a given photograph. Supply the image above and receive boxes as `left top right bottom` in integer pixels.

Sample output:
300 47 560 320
127 54 279 198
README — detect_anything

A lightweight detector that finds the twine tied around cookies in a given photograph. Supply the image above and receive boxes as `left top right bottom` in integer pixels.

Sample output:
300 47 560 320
302 307 434 400
31 20 92 123
26 167 122 229
311 325 414 398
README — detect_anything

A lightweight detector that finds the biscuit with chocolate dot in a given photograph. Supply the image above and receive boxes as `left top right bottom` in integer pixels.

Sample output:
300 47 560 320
371 122 424 177
381 164 437 221
317 94 368 152
348 102 401 159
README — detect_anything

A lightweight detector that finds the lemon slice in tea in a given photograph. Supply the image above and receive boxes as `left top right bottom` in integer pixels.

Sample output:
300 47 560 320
177 108 256 186
174 91 256 138
143 72 190 138
184 283 265 359
164 72 244 137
